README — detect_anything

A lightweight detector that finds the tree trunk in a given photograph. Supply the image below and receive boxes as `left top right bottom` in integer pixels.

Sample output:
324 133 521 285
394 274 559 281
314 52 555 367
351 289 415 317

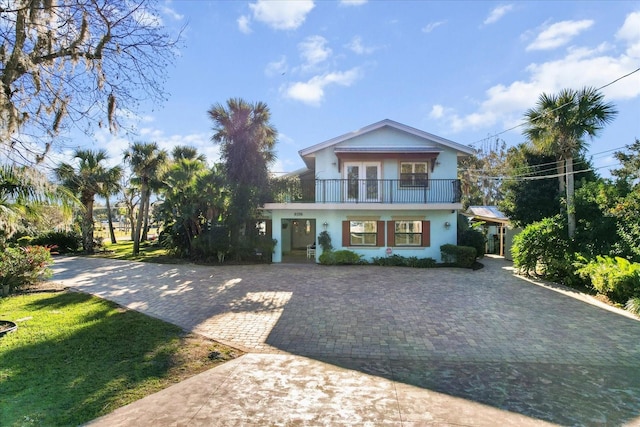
133 185 146 255
557 157 565 195
128 208 136 241
83 197 95 254
105 196 117 244
141 192 150 242
565 156 576 239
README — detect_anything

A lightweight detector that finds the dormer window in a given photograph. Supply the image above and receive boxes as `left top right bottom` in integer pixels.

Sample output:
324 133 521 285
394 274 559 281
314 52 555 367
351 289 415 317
400 162 429 187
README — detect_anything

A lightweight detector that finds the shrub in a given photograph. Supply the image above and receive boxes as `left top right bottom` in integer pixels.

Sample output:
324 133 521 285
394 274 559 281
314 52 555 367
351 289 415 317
319 249 363 265
511 215 571 279
371 254 437 268
440 244 477 268
575 256 640 303
407 256 437 268
190 225 231 261
458 227 486 258
30 231 81 254
626 297 640 316
371 254 407 267
317 231 333 252
0 245 53 294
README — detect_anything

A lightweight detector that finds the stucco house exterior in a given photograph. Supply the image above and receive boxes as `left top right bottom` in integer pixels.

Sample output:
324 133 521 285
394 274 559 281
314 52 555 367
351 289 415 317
261 119 475 263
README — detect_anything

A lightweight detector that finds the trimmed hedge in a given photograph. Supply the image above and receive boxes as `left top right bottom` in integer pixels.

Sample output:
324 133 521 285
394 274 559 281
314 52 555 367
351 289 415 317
319 250 364 265
371 254 436 268
440 244 477 268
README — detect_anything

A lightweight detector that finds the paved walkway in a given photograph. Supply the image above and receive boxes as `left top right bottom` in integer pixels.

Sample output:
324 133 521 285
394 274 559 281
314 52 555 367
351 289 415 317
49 256 640 426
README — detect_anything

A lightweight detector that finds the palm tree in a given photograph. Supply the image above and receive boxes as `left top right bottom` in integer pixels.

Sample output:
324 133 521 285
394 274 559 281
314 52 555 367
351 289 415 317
0 165 74 245
159 148 209 253
100 165 123 244
523 87 617 238
55 149 119 253
208 98 277 246
124 142 168 255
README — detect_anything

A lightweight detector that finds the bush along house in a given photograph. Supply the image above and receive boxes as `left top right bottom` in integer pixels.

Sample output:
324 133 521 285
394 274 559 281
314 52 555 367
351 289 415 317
261 119 474 263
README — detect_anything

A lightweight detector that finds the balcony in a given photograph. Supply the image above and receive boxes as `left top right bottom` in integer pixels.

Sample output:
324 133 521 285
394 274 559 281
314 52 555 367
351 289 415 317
270 179 462 204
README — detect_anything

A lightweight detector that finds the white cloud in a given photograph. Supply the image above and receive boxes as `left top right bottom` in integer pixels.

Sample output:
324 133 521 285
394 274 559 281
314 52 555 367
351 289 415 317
484 4 514 25
339 0 367 6
238 15 252 34
429 105 447 119
298 35 332 68
616 11 640 58
422 21 446 33
345 36 377 55
265 56 288 77
430 21 640 133
248 0 315 30
283 68 361 105
160 4 184 21
526 19 594 51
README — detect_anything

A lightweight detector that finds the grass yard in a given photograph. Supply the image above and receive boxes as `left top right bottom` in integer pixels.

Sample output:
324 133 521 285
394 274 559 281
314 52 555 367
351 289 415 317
95 239 182 264
0 291 241 426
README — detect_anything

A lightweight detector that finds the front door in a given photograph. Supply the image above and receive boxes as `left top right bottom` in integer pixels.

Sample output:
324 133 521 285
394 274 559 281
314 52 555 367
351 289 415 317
344 162 380 202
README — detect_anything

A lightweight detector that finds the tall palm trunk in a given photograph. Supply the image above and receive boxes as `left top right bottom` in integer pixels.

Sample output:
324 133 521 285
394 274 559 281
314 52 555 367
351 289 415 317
141 192 150 241
133 184 147 255
105 195 117 244
565 156 576 239
556 157 565 194
82 195 95 253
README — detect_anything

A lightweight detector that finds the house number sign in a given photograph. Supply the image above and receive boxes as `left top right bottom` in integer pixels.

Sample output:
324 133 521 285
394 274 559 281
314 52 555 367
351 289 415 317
293 212 303 216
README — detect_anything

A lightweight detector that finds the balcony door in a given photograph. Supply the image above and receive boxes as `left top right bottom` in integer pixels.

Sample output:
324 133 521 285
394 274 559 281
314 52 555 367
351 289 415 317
344 162 381 202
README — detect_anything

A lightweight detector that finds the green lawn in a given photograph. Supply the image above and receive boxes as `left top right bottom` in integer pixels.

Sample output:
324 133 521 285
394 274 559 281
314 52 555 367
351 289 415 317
96 239 183 263
0 292 238 426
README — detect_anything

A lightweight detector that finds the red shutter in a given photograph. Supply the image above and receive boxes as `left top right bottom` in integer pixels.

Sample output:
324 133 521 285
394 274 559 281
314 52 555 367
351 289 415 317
422 220 431 247
377 221 385 247
387 221 395 247
342 221 350 247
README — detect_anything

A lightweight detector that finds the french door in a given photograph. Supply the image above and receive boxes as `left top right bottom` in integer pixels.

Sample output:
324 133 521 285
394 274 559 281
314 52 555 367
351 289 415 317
344 162 381 202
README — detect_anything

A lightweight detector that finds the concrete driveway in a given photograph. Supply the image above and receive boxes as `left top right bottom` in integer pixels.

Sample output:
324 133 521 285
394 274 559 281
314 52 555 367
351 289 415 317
50 256 640 426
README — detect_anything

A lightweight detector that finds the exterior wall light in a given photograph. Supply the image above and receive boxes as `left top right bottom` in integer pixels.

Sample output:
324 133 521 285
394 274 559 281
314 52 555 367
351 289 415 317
322 221 329 230
444 221 451 229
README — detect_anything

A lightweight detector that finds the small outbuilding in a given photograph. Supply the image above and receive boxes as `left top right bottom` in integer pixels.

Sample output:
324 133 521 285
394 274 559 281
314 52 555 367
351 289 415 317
465 206 511 257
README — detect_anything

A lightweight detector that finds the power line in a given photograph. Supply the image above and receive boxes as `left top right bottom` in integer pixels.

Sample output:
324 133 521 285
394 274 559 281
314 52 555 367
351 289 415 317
465 67 640 147
467 162 622 182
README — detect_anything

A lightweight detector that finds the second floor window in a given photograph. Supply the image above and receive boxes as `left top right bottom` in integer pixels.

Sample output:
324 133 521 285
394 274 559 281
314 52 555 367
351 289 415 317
400 162 429 187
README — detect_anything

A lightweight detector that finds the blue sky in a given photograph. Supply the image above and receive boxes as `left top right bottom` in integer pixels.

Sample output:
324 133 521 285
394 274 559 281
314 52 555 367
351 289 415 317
68 0 640 177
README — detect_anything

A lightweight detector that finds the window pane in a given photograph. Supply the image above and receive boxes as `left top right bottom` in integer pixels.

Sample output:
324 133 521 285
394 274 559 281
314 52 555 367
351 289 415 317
350 220 377 246
395 233 421 246
395 221 421 232
401 163 412 173
351 220 377 232
365 166 378 180
363 233 377 245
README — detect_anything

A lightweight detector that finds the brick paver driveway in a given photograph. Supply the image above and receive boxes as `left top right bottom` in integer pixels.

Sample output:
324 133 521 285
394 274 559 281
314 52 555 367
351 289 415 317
51 256 640 425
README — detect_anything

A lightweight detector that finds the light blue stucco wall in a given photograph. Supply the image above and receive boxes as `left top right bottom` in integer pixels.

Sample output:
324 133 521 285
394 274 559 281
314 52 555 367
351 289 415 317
313 126 459 181
268 208 458 263
266 125 464 263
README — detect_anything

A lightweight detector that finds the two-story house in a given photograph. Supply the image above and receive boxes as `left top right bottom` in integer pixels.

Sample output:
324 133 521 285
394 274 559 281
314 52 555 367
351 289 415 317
261 119 474 263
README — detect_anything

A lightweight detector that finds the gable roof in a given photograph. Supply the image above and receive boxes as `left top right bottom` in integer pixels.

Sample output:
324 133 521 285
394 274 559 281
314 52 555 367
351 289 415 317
299 119 475 158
